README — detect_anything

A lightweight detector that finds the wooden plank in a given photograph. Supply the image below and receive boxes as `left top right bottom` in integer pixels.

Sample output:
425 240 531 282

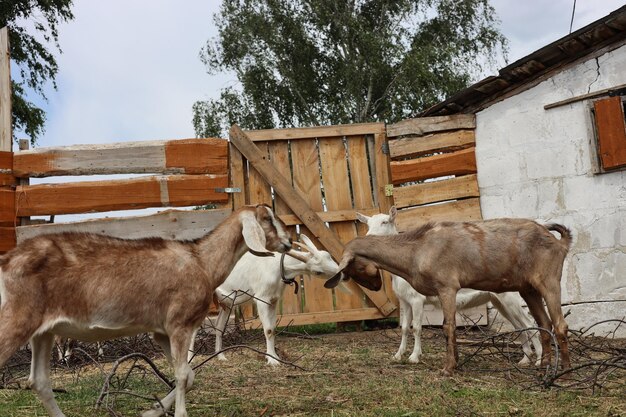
389 130 475 159
278 207 379 226
386 114 475 138
0 226 15 252
0 150 15 186
15 174 229 216
319 137 363 311
13 138 228 178
0 188 14 226
0 27 11 152
16 208 231 242
393 174 480 209
289 138 334 314
247 141 273 206
395 198 483 232
544 82 626 110
268 141 293 216
268 141 302 315
593 96 626 170
245 122 385 141
229 142 246 209
373 132 393 214
390 147 477 185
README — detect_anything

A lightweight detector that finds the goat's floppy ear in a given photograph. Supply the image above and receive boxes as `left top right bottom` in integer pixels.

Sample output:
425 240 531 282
241 211 274 257
324 252 353 289
324 272 344 288
356 212 370 224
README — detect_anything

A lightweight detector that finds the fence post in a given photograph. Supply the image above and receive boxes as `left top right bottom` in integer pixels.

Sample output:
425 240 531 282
0 26 16 253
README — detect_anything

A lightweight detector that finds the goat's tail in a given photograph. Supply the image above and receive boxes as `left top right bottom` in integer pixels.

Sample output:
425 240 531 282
545 223 573 250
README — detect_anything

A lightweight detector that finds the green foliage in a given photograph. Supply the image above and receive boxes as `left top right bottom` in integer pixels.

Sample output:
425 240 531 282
193 0 507 137
1 0 74 144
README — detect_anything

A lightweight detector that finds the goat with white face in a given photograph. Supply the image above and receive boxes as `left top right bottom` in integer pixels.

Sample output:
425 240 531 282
207 234 338 366
357 207 542 366
0 204 292 417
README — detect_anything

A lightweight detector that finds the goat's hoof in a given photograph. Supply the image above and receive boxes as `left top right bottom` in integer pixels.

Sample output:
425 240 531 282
408 354 420 364
142 409 165 417
217 354 227 361
517 357 531 366
440 368 454 377
267 358 281 366
392 353 403 361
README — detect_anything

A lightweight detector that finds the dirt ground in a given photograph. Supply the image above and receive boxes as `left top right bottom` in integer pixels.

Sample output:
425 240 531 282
1 325 625 417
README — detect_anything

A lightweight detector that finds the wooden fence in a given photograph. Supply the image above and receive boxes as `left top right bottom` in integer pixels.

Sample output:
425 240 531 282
0 26 487 327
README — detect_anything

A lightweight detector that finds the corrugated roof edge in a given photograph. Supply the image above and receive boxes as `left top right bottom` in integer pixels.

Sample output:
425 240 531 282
420 5 626 117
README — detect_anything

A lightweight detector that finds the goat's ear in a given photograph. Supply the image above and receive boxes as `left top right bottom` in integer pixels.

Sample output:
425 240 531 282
324 271 344 288
299 234 320 255
356 212 370 224
389 206 397 223
324 252 353 288
241 211 274 257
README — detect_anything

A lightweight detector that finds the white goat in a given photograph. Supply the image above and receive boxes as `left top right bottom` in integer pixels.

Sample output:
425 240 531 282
357 207 543 366
0 204 292 417
206 234 338 366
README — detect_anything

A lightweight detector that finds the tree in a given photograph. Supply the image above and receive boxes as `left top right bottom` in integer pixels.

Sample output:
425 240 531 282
193 0 507 137
1 0 74 144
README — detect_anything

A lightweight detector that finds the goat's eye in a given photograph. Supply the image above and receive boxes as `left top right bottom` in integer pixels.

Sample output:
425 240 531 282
382 221 388 224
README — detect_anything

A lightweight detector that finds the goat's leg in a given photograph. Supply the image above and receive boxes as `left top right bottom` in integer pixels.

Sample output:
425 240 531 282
393 298 411 361
438 288 459 376
520 289 553 367
214 305 231 361
408 296 425 363
0 306 41 368
170 329 196 417
490 293 541 366
29 332 65 417
257 300 280 366
143 333 176 417
541 288 571 369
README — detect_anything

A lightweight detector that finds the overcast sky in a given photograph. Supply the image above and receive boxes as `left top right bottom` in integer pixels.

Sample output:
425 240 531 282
11 0 626 150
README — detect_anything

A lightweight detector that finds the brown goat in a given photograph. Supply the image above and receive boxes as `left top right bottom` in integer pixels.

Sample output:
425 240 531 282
325 219 572 375
0 204 292 417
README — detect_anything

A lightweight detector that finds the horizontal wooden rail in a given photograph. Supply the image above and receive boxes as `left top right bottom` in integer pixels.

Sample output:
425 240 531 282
244 122 385 141
13 138 228 178
389 129 475 159
392 174 480 209
15 174 228 216
278 207 379 226
390 148 477 185
16 208 231 242
386 114 475 138
395 198 482 232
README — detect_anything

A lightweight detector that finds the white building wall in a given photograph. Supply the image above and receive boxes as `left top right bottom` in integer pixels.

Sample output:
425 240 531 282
476 44 626 336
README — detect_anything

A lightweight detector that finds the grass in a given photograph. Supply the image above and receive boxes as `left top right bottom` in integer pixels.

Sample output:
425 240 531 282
0 327 624 417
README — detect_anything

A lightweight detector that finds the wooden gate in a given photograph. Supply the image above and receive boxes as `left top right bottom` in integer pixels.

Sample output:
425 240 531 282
229 123 398 326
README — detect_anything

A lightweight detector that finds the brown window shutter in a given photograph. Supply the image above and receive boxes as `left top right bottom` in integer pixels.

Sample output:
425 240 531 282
593 96 626 170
